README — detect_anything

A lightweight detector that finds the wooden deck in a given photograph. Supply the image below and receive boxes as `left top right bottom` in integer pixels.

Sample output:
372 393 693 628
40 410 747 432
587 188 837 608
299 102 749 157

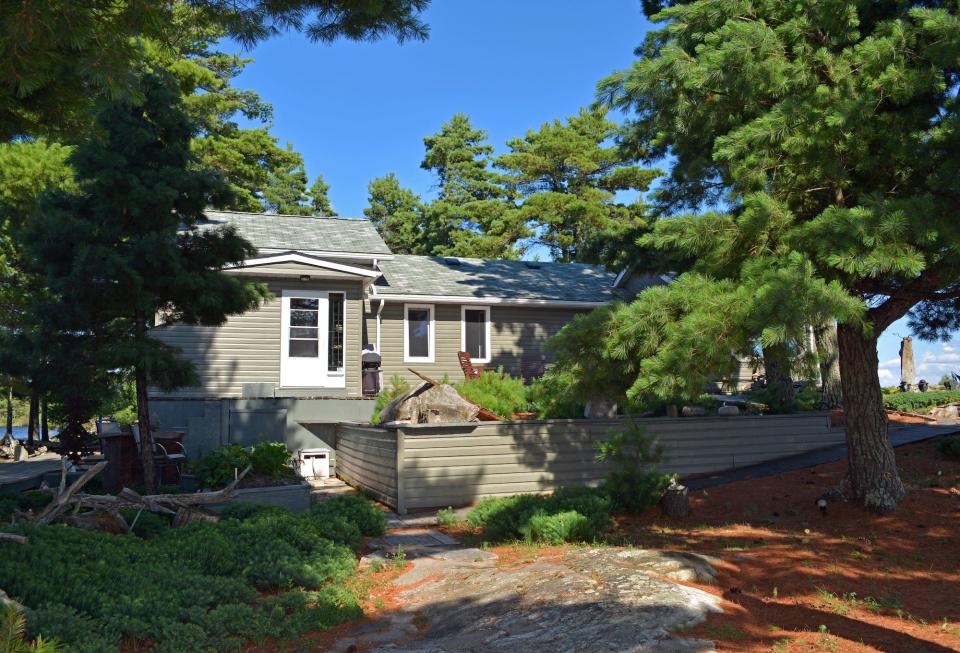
0 454 62 492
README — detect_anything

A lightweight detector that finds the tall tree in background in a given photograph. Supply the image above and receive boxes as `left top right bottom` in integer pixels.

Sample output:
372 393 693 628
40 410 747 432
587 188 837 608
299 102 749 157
20 73 267 490
364 174 431 254
496 108 658 263
420 114 526 258
310 175 337 216
262 146 312 215
1 0 430 140
597 0 960 512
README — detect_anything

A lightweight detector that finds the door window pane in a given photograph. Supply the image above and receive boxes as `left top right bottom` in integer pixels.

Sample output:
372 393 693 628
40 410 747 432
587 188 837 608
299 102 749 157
464 309 487 360
288 296 320 358
289 339 319 358
290 310 318 327
407 307 431 358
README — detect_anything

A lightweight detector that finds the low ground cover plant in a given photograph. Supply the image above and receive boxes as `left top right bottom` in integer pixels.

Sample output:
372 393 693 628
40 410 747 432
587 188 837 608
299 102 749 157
0 495 383 652
466 424 671 544
189 442 294 488
0 490 52 521
883 390 960 413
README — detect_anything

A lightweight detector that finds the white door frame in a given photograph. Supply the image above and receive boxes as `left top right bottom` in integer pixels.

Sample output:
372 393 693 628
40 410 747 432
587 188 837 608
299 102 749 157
279 289 346 389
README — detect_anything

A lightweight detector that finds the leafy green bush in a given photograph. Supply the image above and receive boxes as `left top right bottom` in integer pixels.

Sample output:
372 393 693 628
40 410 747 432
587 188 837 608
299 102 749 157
933 435 960 459
248 441 292 477
744 385 822 414
883 390 960 413
466 486 612 544
436 507 461 527
455 369 531 418
1 497 378 652
311 495 387 537
523 510 592 545
189 442 294 488
527 369 584 419
595 423 671 513
371 374 412 424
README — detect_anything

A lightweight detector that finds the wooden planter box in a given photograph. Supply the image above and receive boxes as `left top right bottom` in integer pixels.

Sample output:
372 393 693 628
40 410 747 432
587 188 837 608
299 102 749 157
211 481 311 514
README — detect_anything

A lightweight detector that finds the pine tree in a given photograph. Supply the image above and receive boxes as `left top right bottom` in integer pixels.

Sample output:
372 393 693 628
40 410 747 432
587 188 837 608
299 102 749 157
262 146 313 215
495 107 658 263
364 174 431 254
19 73 267 490
420 114 526 258
597 0 960 512
309 175 337 216
1 0 430 140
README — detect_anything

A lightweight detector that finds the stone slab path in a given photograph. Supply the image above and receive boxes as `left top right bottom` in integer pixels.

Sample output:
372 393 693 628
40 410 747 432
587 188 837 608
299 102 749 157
338 529 723 653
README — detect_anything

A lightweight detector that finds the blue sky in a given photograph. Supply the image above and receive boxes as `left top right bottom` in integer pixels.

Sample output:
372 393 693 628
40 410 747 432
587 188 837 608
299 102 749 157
229 1 958 384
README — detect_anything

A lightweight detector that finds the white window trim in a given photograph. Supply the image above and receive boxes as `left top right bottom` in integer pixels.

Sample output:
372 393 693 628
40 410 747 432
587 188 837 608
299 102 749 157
461 305 492 364
403 303 435 363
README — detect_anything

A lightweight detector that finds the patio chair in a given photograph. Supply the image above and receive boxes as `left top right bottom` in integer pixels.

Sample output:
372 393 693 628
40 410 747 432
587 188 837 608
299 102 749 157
458 351 485 380
131 423 188 484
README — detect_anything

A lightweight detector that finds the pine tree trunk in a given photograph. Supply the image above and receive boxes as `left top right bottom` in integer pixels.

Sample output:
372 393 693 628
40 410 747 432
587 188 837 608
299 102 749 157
41 396 49 442
814 321 842 408
762 342 795 411
4 387 12 438
134 310 157 493
837 323 905 514
27 385 39 448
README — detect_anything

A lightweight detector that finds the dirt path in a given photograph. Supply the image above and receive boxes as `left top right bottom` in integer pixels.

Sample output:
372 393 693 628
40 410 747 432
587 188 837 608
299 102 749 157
335 530 723 652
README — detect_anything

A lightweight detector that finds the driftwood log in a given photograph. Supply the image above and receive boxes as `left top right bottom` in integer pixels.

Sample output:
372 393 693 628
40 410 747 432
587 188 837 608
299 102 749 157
378 369 504 424
0 533 28 544
23 462 251 530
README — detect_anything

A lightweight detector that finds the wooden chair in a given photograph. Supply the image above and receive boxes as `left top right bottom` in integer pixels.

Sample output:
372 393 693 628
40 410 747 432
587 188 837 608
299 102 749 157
458 351 485 380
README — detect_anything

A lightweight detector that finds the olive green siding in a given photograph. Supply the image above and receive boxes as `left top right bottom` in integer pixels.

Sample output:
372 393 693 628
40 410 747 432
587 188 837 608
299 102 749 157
364 302 584 385
336 414 842 512
151 277 364 398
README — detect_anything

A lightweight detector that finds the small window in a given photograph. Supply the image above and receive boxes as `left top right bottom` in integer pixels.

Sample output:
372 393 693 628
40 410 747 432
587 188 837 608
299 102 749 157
461 306 491 363
328 293 345 372
404 304 434 362
288 297 319 358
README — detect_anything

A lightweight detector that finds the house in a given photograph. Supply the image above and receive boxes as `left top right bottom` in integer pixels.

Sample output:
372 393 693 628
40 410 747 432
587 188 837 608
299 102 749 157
149 210 637 459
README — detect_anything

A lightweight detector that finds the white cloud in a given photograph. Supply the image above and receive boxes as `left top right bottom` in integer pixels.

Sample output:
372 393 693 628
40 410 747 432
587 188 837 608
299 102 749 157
945 343 955 353
879 357 901 368
878 368 897 384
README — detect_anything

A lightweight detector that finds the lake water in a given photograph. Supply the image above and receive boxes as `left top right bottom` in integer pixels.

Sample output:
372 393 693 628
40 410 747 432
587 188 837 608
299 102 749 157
8 426 28 441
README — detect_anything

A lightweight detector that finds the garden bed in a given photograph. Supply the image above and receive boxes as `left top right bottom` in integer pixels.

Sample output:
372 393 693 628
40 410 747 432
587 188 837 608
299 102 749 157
212 480 311 513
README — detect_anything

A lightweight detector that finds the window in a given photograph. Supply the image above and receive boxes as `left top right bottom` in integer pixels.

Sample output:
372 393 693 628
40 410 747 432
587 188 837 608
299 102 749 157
404 304 434 362
288 297 319 358
461 306 491 363
328 293 345 372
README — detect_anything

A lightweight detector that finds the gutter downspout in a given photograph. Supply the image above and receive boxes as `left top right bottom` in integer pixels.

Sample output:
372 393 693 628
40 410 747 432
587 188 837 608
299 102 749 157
376 297 385 354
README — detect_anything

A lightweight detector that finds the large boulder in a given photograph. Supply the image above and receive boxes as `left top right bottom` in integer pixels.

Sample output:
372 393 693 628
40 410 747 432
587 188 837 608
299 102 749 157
379 382 481 425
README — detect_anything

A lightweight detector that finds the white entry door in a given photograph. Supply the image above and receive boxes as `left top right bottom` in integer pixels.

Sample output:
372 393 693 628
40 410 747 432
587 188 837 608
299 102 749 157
280 290 346 388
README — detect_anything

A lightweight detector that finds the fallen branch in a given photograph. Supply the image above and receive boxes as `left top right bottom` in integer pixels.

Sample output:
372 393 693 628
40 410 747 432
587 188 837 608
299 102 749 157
34 461 107 526
0 533 28 544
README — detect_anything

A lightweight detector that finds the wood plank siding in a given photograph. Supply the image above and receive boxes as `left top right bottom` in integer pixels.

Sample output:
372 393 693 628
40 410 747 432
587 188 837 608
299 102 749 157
335 414 842 512
365 302 584 386
151 277 364 398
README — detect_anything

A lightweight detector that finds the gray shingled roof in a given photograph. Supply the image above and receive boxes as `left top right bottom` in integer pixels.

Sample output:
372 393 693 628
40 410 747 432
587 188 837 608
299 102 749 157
375 255 627 303
199 210 392 255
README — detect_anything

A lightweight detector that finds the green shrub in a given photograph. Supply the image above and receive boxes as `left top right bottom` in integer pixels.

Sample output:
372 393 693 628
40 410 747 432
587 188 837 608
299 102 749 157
527 369 584 419
933 435 960 459
2 604 63 653
436 507 461 527
118 508 170 539
455 369 531 418
248 441 292 477
189 442 294 488
311 495 387 537
595 423 672 514
0 500 372 652
466 486 612 544
883 390 960 413
522 510 592 545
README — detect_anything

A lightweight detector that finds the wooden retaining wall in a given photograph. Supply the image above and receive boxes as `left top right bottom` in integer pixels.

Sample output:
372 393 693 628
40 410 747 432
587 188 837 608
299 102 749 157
335 414 842 513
